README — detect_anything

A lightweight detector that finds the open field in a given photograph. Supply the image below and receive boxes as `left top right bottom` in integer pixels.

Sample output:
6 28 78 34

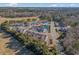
0 17 38 23
0 32 15 55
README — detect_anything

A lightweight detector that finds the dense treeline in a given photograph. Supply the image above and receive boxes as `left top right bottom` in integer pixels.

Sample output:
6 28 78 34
1 7 79 18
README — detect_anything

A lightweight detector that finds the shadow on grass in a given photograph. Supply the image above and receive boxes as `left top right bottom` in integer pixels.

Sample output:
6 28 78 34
5 36 34 55
15 46 34 55
1 32 11 38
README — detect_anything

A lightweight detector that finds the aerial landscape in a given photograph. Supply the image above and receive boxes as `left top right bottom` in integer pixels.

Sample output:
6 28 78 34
0 3 79 55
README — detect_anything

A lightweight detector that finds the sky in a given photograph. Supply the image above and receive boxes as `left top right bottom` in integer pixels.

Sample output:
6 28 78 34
0 3 79 7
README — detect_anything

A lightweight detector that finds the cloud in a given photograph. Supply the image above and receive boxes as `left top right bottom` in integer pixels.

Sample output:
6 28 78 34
6 3 18 7
49 4 57 7
48 3 78 7
69 4 76 7
0 3 79 7
48 4 66 7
